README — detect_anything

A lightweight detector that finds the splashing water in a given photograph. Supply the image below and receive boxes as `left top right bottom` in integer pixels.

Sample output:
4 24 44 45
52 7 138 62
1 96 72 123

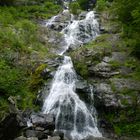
42 56 102 139
43 5 102 140
60 11 99 54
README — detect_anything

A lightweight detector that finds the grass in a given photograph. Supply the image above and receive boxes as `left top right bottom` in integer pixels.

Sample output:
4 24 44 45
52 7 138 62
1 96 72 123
0 2 62 120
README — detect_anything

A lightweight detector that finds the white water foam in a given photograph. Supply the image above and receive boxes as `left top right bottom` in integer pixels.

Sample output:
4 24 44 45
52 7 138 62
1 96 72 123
43 5 102 140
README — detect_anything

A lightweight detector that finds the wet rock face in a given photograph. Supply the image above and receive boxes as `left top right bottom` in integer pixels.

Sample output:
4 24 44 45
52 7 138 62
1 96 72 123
0 110 65 140
71 44 140 109
30 113 55 129
70 27 140 138
75 78 93 103
46 11 71 32
13 113 65 140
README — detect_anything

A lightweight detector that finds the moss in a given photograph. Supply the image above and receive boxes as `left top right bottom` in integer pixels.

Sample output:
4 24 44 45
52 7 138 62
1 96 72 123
74 61 88 79
69 1 81 15
0 98 9 121
123 58 140 81
109 81 116 92
109 60 121 69
114 125 122 136
103 108 140 137
29 64 47 91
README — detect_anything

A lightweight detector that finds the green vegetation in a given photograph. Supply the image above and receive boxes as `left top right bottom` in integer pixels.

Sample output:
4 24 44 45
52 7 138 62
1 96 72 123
104 108 140 137
0 1 62 120
113 0 140 59
69 1 81 15
96 0 140 59
96 0 107 11
70 0 140 137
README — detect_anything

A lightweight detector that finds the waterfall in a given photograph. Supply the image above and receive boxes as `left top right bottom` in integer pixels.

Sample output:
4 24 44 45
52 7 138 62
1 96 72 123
43 2 102 139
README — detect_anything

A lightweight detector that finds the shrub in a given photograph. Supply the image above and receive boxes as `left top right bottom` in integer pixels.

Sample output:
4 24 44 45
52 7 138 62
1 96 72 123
69 1 80 15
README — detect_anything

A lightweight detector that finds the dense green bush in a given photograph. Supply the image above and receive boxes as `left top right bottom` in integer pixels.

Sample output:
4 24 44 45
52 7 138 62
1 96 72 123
0 2 62 120
69 1 80 15
96 0 106 11
113 0 140 58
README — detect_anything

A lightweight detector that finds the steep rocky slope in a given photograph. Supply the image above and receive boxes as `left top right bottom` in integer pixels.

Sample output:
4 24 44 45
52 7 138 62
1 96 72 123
70 9 140 139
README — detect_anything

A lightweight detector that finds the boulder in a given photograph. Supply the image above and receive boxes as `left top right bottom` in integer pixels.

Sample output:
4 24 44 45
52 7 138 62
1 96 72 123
25 130 47 139
47 136 61 140
78 12 87 20
15 136 27 140
75 79 93 103
89 62 120 78
110 78 140 91
53 130 64 140
30 113 55 130
95 83 120 107
84 136 112 140
27 137 38 140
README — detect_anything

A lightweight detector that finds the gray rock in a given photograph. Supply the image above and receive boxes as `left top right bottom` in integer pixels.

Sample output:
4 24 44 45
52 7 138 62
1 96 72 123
110 78 140 91
30 113 55 131
75 79 93 103
78 12 87 20
95 83 120 107
35 127 45 131
90 62 119 78
27 137 38 140
103 56 111 63
25 130 45 138
85 136 112 140
47 136 61 140
14 136 27 140
94 62 111 72
53 130 64 139
110 52 127 63
46 11 71 32
31 113 54 125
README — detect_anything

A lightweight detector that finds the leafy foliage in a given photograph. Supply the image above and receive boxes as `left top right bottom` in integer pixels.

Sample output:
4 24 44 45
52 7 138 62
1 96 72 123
0 2 61 120
69 1 81 15
113 0 140 58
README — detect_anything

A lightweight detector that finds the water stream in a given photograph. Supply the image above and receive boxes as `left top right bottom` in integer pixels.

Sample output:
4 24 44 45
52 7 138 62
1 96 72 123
42 1 102 139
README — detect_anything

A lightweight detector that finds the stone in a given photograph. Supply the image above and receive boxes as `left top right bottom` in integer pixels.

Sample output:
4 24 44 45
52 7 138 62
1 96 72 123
89 61 120 78
25 130 47 139
53 131 64 139
110 52 127 63
30 113 55 130
31 113 54 125
103 56 111 63
78 12 87 20
75 79 93 103
95 83 120 107
94 62 111 72
47 136 61 140
14 136 27 140
35 127 45 131
84 136 112 140
110 78 140 91
27 137 38 140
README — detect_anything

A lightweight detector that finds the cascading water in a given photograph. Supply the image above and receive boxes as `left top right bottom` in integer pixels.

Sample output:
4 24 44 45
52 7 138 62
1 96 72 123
59 11 99 54
43 1 102 139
